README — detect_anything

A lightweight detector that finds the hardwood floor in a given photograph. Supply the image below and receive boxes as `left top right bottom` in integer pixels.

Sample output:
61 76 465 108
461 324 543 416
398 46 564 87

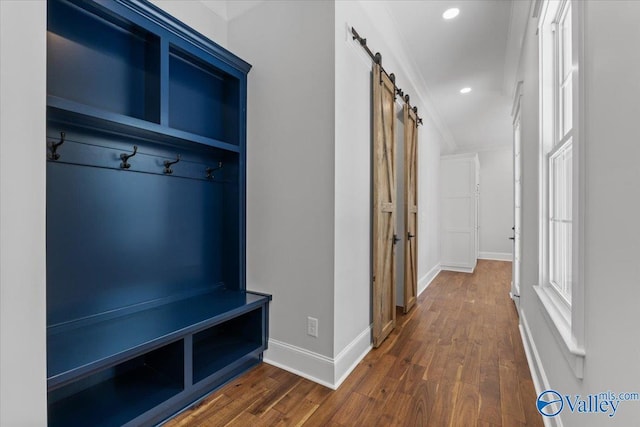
166 260 542 427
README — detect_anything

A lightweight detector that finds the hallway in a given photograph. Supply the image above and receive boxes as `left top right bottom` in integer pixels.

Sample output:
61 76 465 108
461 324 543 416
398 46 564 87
166 260 542 426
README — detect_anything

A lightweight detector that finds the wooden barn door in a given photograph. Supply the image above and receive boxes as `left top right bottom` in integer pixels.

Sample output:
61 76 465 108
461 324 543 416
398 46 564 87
372 63 397 348
403 103 418 313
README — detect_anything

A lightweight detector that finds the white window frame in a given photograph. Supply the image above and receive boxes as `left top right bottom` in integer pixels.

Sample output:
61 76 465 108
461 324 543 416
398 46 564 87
535 0 585 378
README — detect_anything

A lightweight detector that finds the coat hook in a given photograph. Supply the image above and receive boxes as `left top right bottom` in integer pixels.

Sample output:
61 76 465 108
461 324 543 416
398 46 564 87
205 161 223 180
163 154 181 175
120 145 138 169
48 132 65 160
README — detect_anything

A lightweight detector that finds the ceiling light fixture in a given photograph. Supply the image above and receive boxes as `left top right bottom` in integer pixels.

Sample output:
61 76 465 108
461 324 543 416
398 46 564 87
460 87 472 94
442 8 460 20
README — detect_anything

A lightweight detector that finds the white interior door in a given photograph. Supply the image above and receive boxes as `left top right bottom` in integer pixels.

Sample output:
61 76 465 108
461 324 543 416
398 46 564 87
441 154 478 272
512 109 522 309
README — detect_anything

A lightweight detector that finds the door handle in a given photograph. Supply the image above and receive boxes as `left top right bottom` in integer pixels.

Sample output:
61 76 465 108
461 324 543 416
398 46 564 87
509 237 515 240
407 232 415 240
393 234 401 245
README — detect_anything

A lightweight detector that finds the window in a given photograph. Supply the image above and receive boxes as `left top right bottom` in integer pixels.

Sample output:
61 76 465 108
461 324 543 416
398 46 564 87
549 140 572 304
536 0 584 378
546 0 573 306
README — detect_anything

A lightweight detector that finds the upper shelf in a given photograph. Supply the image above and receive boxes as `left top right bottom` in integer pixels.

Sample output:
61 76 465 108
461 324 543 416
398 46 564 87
48 95 241 153
47 288 271 390
47 0 247 150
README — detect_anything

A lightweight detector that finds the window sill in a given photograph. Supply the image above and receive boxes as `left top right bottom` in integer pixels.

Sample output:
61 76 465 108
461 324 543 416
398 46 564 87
534 285 585 378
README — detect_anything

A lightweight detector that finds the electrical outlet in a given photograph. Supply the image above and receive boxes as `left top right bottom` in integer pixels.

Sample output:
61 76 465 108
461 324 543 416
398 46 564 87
307 316 318 338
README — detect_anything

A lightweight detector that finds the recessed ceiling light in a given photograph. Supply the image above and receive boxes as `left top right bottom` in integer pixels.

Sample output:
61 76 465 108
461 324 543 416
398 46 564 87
442 8 460 20
460 87 472 94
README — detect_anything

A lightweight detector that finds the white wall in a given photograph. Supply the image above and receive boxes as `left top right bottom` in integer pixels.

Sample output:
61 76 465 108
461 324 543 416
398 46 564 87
478 148 513 259
0 1 47 425
150 0 228 47
332 2 376 378
228 0 337 365
516 2 640 426
224 0 444 387
334 0 443 360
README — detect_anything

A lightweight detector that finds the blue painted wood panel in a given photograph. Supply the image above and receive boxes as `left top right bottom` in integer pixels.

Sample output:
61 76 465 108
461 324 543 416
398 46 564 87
192 307 263 383
48 340 184 427
169 47 240 144
48 289 268 388
47 160 226 325
46 0 266 425
48 0 160 122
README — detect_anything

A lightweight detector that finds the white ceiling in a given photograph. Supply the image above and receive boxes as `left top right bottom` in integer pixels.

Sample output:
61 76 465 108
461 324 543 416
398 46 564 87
201 0 521 153
384 0 517 152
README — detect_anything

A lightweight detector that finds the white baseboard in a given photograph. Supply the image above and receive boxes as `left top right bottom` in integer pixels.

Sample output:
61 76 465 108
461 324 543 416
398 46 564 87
418 263 441 296
333 326 372 388
478 251 513 261
263 339 335 388
263 325 372 390
519 312 561 427
440 265 475 273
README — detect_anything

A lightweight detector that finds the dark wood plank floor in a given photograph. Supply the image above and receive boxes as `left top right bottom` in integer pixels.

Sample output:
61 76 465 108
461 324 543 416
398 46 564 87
166 260 542 426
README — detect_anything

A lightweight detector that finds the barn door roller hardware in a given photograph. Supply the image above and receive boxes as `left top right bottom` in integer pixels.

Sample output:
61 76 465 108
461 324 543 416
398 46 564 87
351 26 424 126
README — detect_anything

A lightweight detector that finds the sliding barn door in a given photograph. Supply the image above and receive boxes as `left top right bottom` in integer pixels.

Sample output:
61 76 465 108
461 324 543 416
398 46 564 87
403 104 418 313
372 63 397 348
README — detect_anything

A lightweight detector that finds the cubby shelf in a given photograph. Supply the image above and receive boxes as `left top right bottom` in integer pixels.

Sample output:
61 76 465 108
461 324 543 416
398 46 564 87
48 341 184 427
193 308 264 384
48 96 241 153
48 289 270 389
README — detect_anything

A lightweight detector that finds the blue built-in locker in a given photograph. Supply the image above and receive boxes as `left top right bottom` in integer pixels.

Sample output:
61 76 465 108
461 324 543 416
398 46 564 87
45 1 270 426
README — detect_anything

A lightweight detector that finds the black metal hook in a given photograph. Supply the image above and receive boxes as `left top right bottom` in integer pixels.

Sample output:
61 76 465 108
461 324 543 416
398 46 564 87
120 145 138 169
163 154 181 175
48 132 65 161
205 162 223 180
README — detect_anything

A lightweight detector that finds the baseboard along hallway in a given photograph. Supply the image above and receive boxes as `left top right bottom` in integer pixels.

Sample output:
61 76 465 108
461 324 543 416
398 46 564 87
166 260 542 426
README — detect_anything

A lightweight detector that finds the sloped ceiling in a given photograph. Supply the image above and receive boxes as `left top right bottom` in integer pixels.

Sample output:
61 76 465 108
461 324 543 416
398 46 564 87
383 0 517 152
201 0 522 152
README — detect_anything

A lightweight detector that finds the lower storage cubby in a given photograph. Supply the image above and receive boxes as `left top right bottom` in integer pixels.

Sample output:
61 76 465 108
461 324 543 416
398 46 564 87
193 307 264 383
48 340 184 427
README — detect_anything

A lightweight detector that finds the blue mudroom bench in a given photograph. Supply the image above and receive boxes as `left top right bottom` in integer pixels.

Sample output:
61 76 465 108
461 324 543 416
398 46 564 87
45 1 271 425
